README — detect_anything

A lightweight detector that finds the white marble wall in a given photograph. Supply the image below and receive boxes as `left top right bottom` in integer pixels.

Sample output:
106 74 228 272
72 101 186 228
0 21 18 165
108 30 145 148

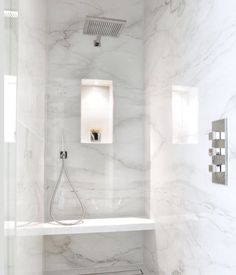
4 1 18 274
45 0 146 273
16 0 46 274
1 1 6 273
45 232 143 275
144 0 236 274
46 0 145 221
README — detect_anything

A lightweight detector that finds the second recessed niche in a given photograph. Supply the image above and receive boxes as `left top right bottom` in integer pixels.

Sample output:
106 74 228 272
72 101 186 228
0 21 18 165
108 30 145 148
172 85 199 144
81 79 113 144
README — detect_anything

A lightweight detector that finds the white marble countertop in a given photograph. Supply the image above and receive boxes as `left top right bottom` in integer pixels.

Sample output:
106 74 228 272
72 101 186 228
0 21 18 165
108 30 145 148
5 217 155 236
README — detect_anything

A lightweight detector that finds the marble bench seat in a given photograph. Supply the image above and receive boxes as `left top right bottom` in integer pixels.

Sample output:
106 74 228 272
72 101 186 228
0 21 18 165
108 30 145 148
5 217 155 236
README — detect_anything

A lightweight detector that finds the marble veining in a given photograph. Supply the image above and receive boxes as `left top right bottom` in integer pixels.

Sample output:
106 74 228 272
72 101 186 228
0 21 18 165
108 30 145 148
46 0 145 220
45 0 146 274
144 0 236 274
15 0 47 274
45 232 143 272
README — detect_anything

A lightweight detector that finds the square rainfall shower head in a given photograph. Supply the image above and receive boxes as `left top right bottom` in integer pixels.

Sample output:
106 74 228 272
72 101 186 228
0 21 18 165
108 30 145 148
83 16 127 38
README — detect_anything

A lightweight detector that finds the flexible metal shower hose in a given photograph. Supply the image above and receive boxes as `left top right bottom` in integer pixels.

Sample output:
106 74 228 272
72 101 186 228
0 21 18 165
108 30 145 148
49 157 85 226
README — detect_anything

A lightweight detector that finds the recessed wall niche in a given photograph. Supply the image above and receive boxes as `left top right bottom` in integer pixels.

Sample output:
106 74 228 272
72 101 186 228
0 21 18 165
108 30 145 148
81 79 113 144
172 85 199 144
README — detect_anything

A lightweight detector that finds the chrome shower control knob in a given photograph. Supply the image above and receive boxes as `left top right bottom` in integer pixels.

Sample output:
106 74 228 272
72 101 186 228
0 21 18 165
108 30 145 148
209 165 221 173
209 131 221 140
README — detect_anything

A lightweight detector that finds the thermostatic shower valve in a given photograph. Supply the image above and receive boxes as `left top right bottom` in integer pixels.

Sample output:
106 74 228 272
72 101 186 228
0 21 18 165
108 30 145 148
208 118 228 185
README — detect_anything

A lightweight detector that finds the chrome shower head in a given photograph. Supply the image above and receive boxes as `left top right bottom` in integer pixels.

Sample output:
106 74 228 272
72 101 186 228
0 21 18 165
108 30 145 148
83 16 127 47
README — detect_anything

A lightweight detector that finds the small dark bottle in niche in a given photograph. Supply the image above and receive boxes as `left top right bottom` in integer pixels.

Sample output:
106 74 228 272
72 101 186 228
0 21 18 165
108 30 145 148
90 128 101 142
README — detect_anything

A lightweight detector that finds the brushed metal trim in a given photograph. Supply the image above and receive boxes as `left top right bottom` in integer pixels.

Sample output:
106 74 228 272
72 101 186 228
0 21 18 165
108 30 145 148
209 119 228 185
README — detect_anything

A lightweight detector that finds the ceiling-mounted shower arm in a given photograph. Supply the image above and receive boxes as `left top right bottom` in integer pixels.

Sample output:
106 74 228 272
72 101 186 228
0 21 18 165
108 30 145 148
94 35 102 47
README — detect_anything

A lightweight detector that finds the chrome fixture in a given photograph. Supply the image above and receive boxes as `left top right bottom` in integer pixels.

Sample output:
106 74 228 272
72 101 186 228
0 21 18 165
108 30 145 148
83 16 127 47
49 135 85 225
81 269 143 275
208 119 228 185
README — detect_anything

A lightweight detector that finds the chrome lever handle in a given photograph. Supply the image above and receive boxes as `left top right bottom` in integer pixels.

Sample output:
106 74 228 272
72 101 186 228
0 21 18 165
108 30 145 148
209 164 225 173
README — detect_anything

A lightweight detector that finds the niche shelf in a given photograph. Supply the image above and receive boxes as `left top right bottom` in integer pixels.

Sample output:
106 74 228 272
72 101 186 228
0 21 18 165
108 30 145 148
81 79 113 144
6 217 155 236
